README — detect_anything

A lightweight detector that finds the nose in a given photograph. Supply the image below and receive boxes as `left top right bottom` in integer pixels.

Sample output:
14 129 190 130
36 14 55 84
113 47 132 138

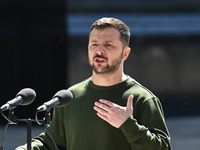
96 45 105 55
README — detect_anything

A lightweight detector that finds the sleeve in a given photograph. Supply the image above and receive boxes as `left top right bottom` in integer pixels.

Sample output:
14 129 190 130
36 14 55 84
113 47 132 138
119 97 171 150
15 107 66 150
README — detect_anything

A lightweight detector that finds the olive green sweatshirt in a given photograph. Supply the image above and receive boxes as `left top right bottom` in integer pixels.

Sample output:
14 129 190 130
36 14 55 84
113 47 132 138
16 76 171 150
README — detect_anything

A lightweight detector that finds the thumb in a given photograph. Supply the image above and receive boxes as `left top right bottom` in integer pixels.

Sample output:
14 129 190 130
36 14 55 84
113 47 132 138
127 95 134 112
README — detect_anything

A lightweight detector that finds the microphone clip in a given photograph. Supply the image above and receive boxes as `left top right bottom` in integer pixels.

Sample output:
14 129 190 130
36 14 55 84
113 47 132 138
35 108 52 125
0 108 18 124
8 109 18 124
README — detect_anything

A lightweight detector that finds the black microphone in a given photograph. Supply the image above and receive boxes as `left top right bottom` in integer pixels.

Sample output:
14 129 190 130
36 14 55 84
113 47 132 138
0 88 36 111
37 90 73 112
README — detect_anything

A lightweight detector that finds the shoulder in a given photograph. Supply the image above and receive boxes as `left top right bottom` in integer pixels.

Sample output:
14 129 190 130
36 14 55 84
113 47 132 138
126 76 157 102
126 77 164 119
67 77 91 96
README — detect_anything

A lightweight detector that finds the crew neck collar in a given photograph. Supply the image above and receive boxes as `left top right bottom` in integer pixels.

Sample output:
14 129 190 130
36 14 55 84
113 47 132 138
88 75 131 91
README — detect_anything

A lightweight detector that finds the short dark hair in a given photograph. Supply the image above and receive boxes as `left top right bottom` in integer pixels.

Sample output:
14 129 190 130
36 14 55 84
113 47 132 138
90 17 130 47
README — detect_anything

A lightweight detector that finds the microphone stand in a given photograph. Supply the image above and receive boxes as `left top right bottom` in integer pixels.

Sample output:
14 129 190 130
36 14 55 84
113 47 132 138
1 108 52 150
8 109 44 150
16 118 33 150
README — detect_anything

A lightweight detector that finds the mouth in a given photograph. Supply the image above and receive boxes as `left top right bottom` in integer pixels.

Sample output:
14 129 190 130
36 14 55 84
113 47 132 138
94 57 107 63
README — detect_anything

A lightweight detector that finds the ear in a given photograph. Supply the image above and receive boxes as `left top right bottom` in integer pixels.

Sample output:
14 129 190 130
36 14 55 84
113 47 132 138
123 47 131 60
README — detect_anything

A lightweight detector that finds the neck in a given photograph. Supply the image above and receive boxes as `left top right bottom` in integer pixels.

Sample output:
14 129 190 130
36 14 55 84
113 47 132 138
92 71 127 86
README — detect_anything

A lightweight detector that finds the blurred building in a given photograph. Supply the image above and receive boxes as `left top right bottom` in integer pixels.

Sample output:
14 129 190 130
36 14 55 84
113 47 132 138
67 0 200 117
0 0 200 125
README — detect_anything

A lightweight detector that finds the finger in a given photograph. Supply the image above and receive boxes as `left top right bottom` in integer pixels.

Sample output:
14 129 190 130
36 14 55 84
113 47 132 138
96 112 108 122
94 104 110 116
127 95 134 111
99 99 115 107
94 101 110 111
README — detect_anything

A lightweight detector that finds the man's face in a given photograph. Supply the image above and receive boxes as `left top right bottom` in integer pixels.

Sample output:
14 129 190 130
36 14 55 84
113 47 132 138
88 27 125 75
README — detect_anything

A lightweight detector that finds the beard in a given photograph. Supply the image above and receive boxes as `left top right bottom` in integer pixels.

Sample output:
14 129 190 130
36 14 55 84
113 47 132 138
89 52 123 75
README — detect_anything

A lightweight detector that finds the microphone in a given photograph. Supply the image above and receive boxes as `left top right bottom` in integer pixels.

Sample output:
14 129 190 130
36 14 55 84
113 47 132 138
0 88 36 111
37 90 73 112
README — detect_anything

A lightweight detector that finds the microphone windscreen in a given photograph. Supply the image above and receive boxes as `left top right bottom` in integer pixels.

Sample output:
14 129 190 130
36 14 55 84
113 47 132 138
16 88 36 105
53 90 73 107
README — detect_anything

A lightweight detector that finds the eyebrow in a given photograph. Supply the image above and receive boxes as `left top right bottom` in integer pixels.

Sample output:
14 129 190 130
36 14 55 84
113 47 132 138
90 40 97 43
90 40 114 43
105 40 114 43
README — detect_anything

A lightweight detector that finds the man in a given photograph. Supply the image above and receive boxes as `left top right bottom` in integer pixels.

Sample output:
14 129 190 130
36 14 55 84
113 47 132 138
16 17 171 150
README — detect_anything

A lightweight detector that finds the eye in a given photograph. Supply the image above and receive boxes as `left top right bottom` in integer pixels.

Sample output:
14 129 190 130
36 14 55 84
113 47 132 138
92 43 98 46
105 43 115 49
90 43 98 48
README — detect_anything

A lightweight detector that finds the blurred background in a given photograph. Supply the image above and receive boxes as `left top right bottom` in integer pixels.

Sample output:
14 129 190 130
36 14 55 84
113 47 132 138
0 0 200 149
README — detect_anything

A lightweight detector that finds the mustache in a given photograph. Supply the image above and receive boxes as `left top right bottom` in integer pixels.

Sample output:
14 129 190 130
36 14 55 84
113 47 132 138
93 55 108 60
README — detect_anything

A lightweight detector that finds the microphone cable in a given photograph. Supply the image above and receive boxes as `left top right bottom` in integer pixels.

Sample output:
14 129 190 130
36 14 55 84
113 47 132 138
0 109 17 150
35 110 59 150
0 110 17 124
0 120 10 150
43 123 59 150
35 110 42 125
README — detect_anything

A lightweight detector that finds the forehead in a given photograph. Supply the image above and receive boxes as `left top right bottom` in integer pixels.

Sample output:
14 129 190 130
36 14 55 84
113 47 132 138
89 27 121 42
